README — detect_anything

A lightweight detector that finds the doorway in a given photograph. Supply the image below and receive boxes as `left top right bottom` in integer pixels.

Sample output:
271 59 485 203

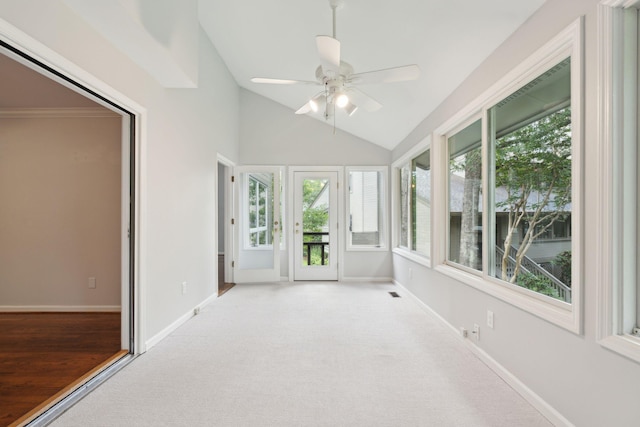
0 40 135 425
217 159 235 295
293 171 338 281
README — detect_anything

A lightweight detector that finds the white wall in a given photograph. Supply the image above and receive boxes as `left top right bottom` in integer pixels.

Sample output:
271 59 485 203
392 0 640 426
0 0 239 342
240 89 391 166
240 89 393 280
0 114 121 309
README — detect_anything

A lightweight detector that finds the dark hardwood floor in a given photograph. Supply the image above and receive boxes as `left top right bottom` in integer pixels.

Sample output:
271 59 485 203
0 312 123 426
218 253 235 296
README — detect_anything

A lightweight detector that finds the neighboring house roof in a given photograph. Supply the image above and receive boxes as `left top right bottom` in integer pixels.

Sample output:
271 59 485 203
446 174 571 213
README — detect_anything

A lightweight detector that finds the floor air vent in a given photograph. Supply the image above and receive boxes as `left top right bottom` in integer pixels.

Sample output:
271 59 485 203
389 291 401 298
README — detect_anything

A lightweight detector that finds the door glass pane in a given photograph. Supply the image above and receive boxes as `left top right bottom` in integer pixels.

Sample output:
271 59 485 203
247 173 273 248
239 171 274 270
448 119 483 271
301 178 330 266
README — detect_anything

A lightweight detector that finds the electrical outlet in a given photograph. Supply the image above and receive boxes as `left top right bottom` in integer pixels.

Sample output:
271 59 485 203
193 307 200 315
88 277 96 289
487 310 494 329
460 327 468 338
472 323 480 341
181 282 187 295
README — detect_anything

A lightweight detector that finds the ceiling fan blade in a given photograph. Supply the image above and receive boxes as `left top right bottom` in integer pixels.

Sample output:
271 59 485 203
346 88 382 113
316 35 341 73
349 64 420 85
251 77 318 85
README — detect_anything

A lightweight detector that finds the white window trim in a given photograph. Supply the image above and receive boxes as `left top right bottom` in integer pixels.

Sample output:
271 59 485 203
345 166 388 251
597 0 640 364
391 136 431 267
432 18 584 334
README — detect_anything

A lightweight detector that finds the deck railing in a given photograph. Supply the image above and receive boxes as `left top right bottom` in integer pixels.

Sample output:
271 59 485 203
303 232 329 266
495 245 571 302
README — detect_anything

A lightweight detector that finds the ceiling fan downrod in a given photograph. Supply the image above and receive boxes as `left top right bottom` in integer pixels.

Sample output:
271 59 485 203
330 0 343 39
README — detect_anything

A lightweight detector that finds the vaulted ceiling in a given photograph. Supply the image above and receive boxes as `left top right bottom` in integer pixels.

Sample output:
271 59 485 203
199 0 547 149
0 0 547 151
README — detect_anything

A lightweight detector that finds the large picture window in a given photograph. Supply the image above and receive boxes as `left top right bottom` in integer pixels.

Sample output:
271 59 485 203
488 57 573 302
433 20 582 331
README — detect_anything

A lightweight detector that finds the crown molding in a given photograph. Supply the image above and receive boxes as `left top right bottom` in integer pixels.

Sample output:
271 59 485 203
0 107 120 118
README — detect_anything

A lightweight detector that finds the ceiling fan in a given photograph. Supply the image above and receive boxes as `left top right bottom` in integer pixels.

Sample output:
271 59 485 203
250 0 420 121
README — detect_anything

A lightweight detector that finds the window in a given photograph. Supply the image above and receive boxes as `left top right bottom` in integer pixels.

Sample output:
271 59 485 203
394 145 431 259
598 0 640 362
347 167 386 249
488 57 573 303
400 164 410 249
447 119 482 272
412 151 431 256
433 20 582 332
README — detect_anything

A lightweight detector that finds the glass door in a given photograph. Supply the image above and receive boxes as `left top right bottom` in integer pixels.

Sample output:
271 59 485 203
293 171 338 281
234 166 281 283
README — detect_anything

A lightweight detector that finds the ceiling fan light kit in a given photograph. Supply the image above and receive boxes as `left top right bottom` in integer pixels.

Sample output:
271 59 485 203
251 0 420 126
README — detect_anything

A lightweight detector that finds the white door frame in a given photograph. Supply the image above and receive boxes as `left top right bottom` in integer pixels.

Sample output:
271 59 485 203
216 154 235 285
288 166 344 281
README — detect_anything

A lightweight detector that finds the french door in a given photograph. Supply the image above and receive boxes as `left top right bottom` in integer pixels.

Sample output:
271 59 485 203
293 171 338 281
233 166 282 283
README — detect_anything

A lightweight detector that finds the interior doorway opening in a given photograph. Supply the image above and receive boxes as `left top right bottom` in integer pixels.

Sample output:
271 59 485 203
217 159 235 295
0 39 136 425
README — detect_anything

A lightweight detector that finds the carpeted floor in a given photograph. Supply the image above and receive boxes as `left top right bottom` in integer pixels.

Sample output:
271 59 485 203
51 282 552 426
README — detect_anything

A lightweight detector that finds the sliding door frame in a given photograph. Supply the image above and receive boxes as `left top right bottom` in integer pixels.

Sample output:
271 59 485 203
0 18 146 425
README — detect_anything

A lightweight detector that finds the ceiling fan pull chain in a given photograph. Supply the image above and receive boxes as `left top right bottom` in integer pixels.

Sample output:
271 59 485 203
333 110 337 135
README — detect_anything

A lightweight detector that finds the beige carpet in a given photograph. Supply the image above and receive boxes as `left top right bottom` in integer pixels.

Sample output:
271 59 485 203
51 282 552 426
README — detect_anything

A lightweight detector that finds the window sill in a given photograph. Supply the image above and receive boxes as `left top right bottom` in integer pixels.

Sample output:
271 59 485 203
599 334 640 365
392 248 431 268
434 264 580 334
346 246 389 252
243 245 275 251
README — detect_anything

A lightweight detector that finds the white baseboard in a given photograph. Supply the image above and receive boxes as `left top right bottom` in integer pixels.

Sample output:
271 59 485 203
342 276 393 283
0 305 121 312
145 292 220 351
393 280 573 427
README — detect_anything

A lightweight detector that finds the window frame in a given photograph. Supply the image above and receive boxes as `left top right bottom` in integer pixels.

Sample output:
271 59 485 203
392 137 431 266
345 166 388 251
597 0 640 364
432 18 583 333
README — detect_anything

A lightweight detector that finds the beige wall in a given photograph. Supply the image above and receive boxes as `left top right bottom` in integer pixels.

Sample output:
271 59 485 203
0 113 122 309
